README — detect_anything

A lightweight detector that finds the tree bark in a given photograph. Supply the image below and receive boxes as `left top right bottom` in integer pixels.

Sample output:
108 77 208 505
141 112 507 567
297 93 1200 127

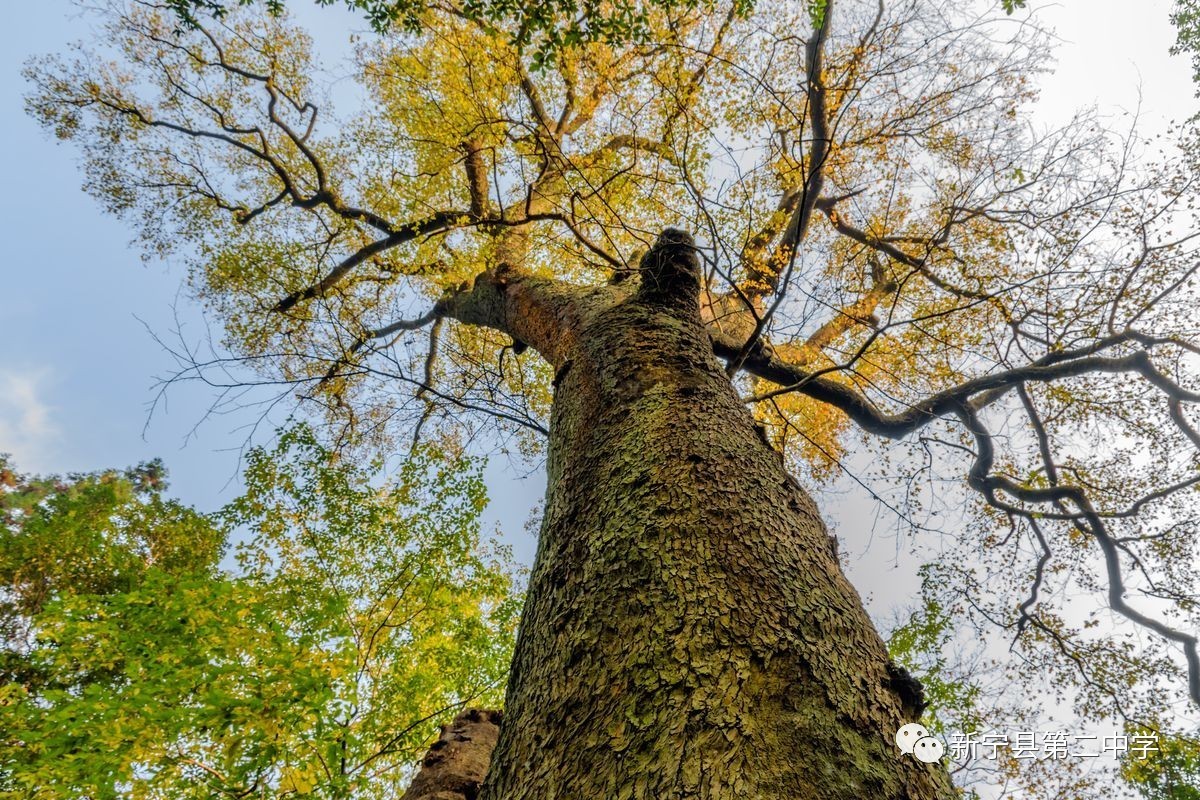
469 231 954 799
402 709 503 800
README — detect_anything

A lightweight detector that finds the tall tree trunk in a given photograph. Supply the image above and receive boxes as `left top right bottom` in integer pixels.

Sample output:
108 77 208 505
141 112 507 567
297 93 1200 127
477 232 954 800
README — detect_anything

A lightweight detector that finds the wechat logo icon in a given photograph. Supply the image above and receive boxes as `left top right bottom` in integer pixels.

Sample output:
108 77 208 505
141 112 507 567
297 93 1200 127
895 723 945 764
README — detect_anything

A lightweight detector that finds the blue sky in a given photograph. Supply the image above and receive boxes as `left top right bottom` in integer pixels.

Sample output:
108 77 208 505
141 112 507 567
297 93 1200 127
0 0 549 565
0 3 244 483
1 0 1196 589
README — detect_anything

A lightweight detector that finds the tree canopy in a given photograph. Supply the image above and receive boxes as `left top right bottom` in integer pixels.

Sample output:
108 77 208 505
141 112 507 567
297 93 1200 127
162 0 1029 62
21 0 1200 795
0 428 520 798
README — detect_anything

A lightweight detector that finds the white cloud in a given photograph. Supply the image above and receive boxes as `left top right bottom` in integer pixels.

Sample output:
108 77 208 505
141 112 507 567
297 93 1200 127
0 369 59 473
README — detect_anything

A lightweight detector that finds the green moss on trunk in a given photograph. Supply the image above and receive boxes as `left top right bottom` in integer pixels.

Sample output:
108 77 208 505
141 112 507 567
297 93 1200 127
480 233 954 800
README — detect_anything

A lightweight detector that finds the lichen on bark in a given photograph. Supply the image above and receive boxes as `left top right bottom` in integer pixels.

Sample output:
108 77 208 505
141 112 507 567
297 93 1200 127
465 229 955 800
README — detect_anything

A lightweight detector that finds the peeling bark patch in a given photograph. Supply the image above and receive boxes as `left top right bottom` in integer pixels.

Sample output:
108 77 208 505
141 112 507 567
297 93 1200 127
402 709 502 800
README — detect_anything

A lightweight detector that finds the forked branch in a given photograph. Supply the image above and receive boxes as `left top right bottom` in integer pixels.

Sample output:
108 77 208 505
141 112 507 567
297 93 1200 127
724 326 1200 707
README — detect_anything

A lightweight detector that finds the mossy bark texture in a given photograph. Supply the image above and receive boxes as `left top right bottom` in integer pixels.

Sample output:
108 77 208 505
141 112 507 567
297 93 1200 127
474 231 955 800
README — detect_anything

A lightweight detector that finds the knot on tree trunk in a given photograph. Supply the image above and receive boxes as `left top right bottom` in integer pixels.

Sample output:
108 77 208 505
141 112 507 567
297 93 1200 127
885 660 929 721
401 709 503 800
637 228 701 313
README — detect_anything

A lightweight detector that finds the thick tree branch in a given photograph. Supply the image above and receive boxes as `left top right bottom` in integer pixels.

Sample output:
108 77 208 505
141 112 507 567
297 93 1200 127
740 3 833 298
463 139 491 220
720 329 1199 439
801 257 897 352
273 211 469 312
722 5 836 379
400 709 502 800
956 402 1200 708
721 311 1200 707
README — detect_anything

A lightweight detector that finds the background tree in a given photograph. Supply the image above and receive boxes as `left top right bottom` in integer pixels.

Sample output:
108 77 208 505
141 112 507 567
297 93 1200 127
24 0 1200 797
0 427 520 798
1124 734 1200 800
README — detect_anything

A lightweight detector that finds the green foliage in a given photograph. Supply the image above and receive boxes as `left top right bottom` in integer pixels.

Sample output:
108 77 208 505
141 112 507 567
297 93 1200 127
165 0 1024 48
165 0 804 67
0 456 221 643
1123 734 1200 800
1173 1 1200 95
886 571 982 737
161 0 1028 71
807 0 828 30
0 428 521 798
